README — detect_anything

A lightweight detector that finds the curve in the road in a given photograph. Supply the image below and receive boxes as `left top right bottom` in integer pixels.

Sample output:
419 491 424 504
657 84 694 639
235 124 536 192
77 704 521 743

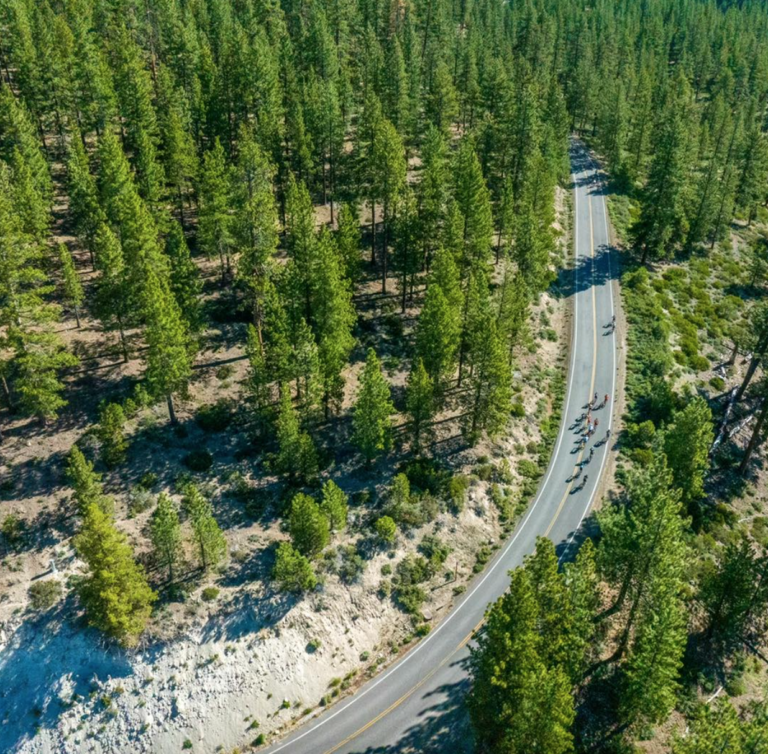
264 141 619 754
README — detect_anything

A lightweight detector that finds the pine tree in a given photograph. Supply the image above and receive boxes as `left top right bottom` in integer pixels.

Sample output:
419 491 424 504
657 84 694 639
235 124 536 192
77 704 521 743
274 384 318 484
98 402 127 468
74 501 156 647
66 445 113 516
320 480 348 533
631 76 692 263
462 318 512 445
245 323 273 431
620 575 687 727
452 139 493 271
313 228 356 417
143 268 194 425
415 284 460 394
273 542 317 593
663 397 713 515
373 118 406 293
183 484 227 571
406 358 435 455
335 202 362 283
58 244 84 328
701 537 760 654
468 565 575 754
163 221 202 332
150 493 182 582
289 492 330 557
352 348 395 464
92 223 130 362
233 127 279 335
198 139 234 282
597 450 688 684
66 136 105 267
417 126 449 269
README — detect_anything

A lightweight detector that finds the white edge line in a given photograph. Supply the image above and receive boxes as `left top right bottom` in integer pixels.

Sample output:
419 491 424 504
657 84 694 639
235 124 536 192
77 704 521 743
267 147 585 754
559 146 617 563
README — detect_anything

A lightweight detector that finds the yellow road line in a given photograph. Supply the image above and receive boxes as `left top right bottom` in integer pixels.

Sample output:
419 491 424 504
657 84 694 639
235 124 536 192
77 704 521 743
545 180 599 537
321 164 600 754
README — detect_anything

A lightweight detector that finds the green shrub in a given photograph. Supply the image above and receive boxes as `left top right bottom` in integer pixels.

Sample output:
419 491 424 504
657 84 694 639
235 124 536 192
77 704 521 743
1 514 24 548
183 450 213 472
28 579 63 610
338 545 365 584
375 516 397 544
517 459 540 479
417 535 450 572
138 471 158 490
182 740 193 750
449 474 470 512
394 584 427 614
709 376 726 392
201 587 220 602
196 400 232 432
510 402 525 418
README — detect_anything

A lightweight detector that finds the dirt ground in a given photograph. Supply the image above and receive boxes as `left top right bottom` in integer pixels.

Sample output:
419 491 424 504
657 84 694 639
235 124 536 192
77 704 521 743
0 184 573 753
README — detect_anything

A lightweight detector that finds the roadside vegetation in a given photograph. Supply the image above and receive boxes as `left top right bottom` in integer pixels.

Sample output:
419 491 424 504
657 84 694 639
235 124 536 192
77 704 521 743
467 1 768 752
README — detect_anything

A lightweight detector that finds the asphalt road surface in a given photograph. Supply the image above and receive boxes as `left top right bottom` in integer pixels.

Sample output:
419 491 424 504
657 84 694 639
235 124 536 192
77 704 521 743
264 140 619 754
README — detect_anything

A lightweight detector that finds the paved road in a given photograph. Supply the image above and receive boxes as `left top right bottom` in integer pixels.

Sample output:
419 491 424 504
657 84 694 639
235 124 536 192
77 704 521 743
264 141 618 754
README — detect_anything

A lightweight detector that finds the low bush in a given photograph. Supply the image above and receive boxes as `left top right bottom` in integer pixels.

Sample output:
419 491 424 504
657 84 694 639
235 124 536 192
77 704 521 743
28 579 63 610
183 450 213 472
201 587 220 602
196 400 233 432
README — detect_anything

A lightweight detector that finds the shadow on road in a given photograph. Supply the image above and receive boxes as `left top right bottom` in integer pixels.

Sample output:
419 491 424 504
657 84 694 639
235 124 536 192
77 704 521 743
347 658 473 754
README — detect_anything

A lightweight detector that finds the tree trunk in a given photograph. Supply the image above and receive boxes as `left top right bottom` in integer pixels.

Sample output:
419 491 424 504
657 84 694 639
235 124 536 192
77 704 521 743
1 375 12 411
118 319 129 363
739 398 768 475
736 356 760 402
381 204 388 294
727 341 738 366
74 305 81 329
370 199 376 263
166 393 178 425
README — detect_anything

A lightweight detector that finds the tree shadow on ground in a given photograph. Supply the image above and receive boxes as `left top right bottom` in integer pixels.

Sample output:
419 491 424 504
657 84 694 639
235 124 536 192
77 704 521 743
346 659 473 754
0 599 138 753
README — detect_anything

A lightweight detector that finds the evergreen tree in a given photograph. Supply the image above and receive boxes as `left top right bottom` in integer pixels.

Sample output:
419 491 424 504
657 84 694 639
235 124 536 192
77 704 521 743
373 118 406 293
142 268 194 425
233 127 279 335
462 318 512 445
273 542 317 593
631 76 692 263
406 358 435 454
320 480 348 533
198 139 234 282
74 501 156 647
335 202 362 283
289 492 330 557
352 348 395 464
150 493 182 582
663 397 713 515
313 228 356 417
183 484 227 571
164 221 202 332
468 566 575 754
415 284 460 393
98 402 127 468
92 223 130 362
58 243 84 328
66 445 113 516
417 126 449 269
452 138 493 271
274 384 318 484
